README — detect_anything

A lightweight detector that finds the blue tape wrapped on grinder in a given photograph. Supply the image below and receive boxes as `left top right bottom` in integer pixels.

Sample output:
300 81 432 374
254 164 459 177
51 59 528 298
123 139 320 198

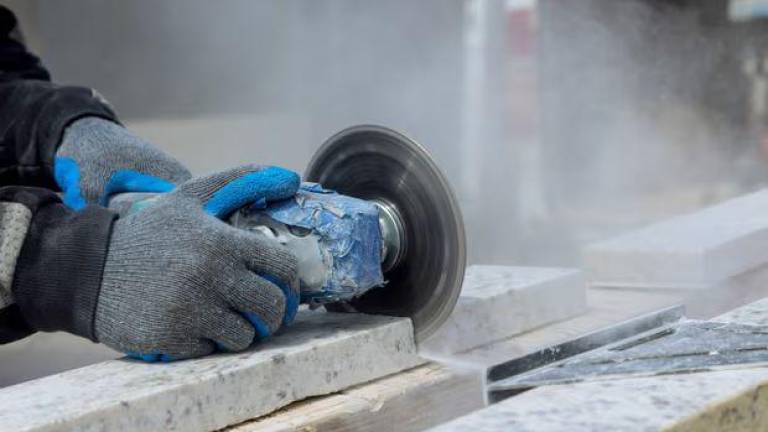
231 183 386 305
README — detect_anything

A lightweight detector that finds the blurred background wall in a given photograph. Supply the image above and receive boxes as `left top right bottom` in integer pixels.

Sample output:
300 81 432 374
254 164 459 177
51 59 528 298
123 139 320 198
3 0 768 385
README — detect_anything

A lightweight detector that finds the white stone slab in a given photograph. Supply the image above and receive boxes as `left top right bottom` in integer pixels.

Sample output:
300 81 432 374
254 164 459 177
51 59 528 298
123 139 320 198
713 296 768 326
428 367 768 432
584 189 768 289
420 266 586 355
232 363 485 432
0 310 421 432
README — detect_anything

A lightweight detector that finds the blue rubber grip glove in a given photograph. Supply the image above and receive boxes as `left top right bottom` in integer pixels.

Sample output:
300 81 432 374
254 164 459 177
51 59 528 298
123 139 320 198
94 165 301 362
55 117 191 210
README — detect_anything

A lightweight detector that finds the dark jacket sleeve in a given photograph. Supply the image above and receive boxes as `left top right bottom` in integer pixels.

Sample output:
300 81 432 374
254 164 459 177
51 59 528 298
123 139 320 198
1 187 116 343
0 5 119 188
0 7 119 344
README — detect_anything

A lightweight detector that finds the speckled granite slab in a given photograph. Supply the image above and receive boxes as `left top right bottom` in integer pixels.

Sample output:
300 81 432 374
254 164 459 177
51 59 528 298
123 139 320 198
420 266 586 355
584 189 768 289
0 310 421 432
428 366 768 432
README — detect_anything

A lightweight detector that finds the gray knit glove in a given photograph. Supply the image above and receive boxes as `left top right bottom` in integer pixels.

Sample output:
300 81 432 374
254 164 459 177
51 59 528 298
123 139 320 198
95 165 301 361
55 117 191 210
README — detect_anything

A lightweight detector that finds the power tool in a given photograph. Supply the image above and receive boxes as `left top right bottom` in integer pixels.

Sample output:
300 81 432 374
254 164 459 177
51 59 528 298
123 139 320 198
113 125 466 342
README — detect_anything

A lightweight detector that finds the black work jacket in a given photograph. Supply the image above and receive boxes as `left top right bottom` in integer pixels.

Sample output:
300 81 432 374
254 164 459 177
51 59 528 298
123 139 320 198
0 6 119 343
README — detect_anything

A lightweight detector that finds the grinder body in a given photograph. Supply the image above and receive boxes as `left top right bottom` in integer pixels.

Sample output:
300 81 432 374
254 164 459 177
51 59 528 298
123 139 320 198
229 184 402 305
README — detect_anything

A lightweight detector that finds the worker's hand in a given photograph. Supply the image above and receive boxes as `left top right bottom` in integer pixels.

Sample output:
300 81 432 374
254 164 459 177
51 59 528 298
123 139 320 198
54 117 191 210
95 165 301 361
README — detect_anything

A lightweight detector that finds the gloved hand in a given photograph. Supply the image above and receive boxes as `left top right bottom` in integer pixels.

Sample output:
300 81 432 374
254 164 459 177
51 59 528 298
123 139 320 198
55 117 191 210
95 165 300 361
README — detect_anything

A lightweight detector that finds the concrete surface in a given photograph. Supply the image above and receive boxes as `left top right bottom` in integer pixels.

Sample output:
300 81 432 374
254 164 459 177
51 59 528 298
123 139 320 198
420 266 586 355
584 189 768 289
0 311 421 432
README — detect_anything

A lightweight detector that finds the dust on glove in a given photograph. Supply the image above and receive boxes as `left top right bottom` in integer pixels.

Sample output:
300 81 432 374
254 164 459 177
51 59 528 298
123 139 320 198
93 164 301 361
55 117 191 209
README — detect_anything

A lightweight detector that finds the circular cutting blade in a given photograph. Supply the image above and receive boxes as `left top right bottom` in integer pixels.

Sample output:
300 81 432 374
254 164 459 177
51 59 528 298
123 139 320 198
305 125 466 342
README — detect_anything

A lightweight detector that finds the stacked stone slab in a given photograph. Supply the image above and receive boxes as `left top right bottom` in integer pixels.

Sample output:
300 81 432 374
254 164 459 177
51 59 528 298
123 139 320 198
584 189 768 317
0 311 421 432
421 265 587 355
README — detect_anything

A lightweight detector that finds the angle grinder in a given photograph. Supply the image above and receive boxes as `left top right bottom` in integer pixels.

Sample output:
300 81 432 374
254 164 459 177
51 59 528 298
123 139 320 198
111 125 466 342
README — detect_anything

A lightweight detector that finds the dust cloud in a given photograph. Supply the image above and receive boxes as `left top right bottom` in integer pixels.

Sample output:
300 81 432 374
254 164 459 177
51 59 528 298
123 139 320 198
531 0 766 265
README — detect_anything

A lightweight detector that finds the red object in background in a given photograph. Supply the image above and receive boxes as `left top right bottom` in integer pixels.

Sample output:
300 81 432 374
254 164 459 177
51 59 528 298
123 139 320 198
759 129 768 161
506 5 537 137
508 7 535 57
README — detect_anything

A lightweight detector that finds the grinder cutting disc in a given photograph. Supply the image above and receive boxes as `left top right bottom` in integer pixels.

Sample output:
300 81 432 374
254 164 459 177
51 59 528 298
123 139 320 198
305 125 466 342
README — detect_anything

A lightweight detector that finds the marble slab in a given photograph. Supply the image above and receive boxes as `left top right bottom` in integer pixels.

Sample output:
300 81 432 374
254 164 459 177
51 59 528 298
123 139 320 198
0 310 422 432
584 189 768 289
420 266 586 355
230 363 485 432
427 366 768 432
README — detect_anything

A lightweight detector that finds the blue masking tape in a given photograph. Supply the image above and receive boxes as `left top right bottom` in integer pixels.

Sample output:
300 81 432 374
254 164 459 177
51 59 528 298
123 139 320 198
261 183 384 303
